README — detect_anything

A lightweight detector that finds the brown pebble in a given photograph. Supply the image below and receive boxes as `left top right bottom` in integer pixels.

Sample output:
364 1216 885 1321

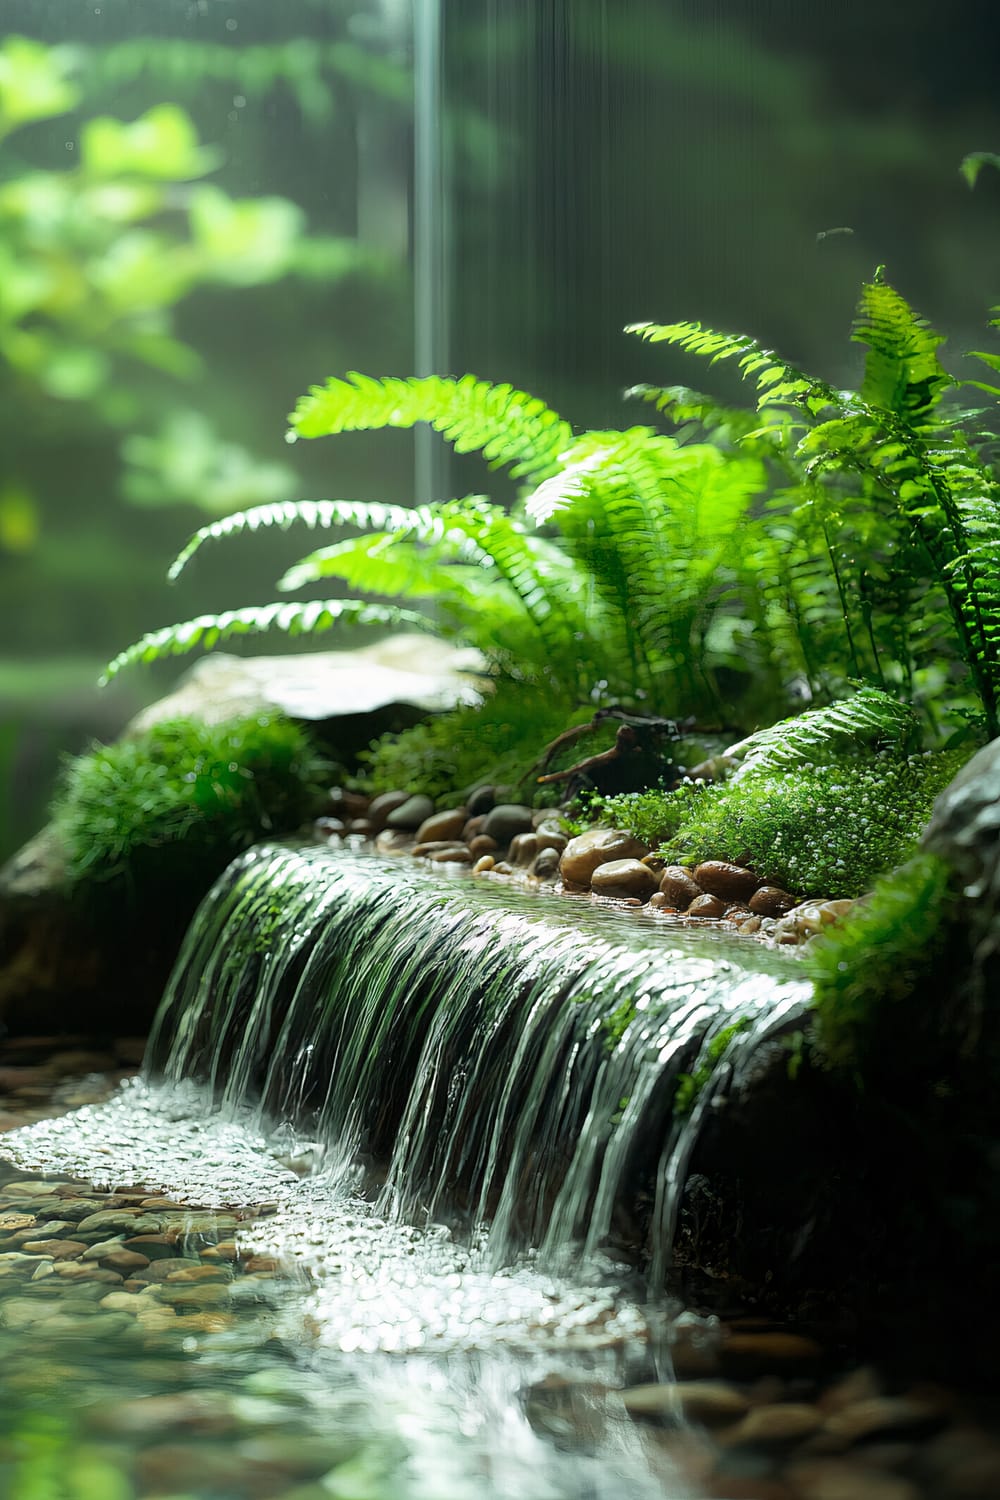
590 859 660 900
623 1380 750 1426
559 828 648 886
244 1255 279 1273
165 1265 231 1283
462 815 487 842
428 847 472 864
824 1395 949 1444
414 809 467 844
509 832 539 868
785 1459 920 1500
21 1238 87 1259
658 866 703 909
347 818 374 836
366 790 410 830
739 915 763 934
532 847 561 880
686 894 728 919
203 1240 238 1261
749 886 797 917
694 861 760 903
468 835 498 859
724 905 754 922
101 1248 150 1273
721 1402 823 1447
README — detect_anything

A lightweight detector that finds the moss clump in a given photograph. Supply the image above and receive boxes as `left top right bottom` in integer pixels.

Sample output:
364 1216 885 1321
359 685 600 806
809 852 958 1073
52 714 329 892
598 750 969 899
673 1017 753 1116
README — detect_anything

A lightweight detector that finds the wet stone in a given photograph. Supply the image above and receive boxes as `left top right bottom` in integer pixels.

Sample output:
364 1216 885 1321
76 1210 163 1235
658 866 703 909
365 789 410 829
483 803 535 845
590 859 660 900
623 1380 750 1426
824 1394 949 1444
386 793 435 830
414 808 467 843
749 886 798 917
20 1238 87 1259
559 828 648 885
687 894 729 919
694 861 760 903
721 1402 824 1447
721 1332 823 1375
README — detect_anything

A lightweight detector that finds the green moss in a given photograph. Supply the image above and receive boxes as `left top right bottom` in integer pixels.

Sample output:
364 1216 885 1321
673 1017 753 1115
599 750 969 899
51 714 330 892
808 852 958 1073
358 686 600 807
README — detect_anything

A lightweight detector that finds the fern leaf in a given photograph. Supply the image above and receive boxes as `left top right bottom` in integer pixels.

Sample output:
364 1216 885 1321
626 320 836 417
852 280 952 422
960 151 1000 189
167 499 447 580
276 533 485 602
288 373 574 481
101 600 433 683
726 689 919 781
625 382 766 444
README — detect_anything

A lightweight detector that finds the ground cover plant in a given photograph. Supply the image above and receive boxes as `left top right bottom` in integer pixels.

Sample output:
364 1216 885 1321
52 713 328 896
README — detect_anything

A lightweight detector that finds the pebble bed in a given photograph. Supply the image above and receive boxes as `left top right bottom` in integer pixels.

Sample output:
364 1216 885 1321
314 786 859 948
1 1039 999 1499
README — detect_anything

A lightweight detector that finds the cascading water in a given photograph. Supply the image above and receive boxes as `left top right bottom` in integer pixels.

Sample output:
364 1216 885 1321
2 842 812 1498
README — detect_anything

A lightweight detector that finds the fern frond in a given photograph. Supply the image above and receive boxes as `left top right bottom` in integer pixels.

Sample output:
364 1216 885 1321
960 151 1000 190
852 280 952 422
101 600 432 683
167 499 448 580
626 320 837 417
288 374 574 481
726 688 919 782
625 382 767 444
276 533 484 600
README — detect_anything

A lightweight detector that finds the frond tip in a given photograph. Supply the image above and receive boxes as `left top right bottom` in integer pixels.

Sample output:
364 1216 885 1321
288 373 574 480
100 599 434 682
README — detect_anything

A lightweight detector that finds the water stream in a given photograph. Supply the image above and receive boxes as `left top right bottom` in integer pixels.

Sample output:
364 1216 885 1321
0 843 812 1498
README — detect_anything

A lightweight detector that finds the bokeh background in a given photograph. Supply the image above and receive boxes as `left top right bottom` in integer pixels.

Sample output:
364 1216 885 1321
2 0 999 857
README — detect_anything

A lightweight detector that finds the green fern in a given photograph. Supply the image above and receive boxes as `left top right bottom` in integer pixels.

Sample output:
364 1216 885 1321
725 688 919 782
288 374 574 481
101 600 433 683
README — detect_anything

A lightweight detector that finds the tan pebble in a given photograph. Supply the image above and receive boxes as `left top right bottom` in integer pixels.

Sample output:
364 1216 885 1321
532 847 561 879
100 1291 142 1313
492 861 513 875
739 914 763 934
158 1283 231 1307
0 1214 35 1231
647 892 677 912
165 1265 231 1283
694 861 760 902
101 1248 150 1273
824 1395 948 1444
21 1238 87 1259
724 905 754 922
819 899 855 924
748 886 797 917
721 1402 823 1446
641 854 667 872
687 893 728 919
138 1200 189 1212
658 866 703 909
559 828 648 885
509 832 539 868
428 846 472 864
411 839 462 858
623 1380 750 1426
467 835 498 858
472 854 496 873
53 1263 122 1283
590 859 660 900
244 1255 279 1273
182 1311 238 1333
535 830 567 854
207 1241 239 1262
415 808 467 844
30 1261 55 1281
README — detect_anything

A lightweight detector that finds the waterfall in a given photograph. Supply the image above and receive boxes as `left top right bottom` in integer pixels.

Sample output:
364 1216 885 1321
135 842 809 1280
